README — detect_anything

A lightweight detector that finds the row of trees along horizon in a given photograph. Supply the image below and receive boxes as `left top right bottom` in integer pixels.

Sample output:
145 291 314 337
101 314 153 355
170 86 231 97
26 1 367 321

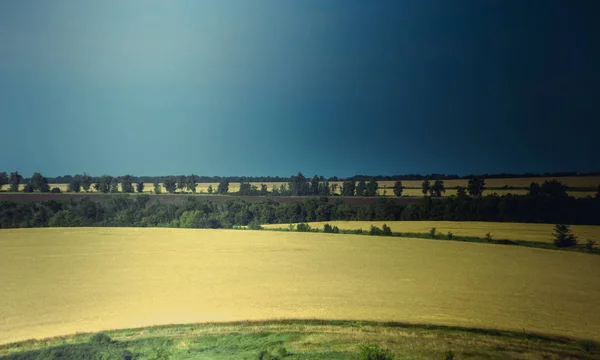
1 171 599 198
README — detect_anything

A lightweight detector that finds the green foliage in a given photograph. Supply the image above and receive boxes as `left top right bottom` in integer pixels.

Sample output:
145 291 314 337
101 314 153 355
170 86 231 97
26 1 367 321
110 177 119 193
0 171 8 190
323 223 333 233
447 231 453 240
120 175 134 193
30 172 50 192
421 179 430 196
94 175 113 193
366 180 378 197
341 180 356 196
218 178 230 194
80 173 93 192
50 187 62 193
429 227 437 239
164 177 177 194
260 183 268 195
356 180 367 196
541 180 568 198
296 223 311 232
9 171 22 192
467 177 486 197
136 182 144 193
358 343 395 360
430 180 445 197
154 179 161 194
23 183 34 193
248 220 263 230
456 186 467 197
207 184 214 194
552 224 578 247
369 225 383 236
485 232 493 241
310 175 320 196
89 332 113 346
289 172 310 196
393 180 404 197
445 350 455 360
186 174 198 193
528 182 541 196
382 224 392 236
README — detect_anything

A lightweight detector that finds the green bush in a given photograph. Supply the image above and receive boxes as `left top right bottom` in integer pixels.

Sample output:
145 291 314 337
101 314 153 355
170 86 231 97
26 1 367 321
445 350 455 360
248 220 263 230
552 224 578 247
323 223 333 233
370 225 383 236
332 225 340 234
89 332 113 346
296 223 311 232
353 228 364 234
50 187 62 193
447 231 453 240
429 227 437 239
358 343 394 360
382 224 392 236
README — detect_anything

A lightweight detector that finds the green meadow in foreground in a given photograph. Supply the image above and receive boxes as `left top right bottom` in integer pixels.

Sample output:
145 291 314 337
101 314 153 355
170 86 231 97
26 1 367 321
1 320 600 360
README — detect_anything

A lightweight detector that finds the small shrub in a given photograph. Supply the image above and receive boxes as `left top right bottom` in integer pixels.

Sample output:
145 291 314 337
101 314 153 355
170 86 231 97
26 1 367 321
51 187 62 193
332 225 340 234
370 225 383 236
288 224 296 232
23 184 34 193
586 239 596 251
276 346 289 357
248 220 263 230
358 343 394 360
445 350 455 360
296 223 311 232
323 223 333 233
447 231 453 240
485 232 493 241
353 228 364 235
429 227 437 239
89 332 113 346
382 224 393 236
552 224 578 247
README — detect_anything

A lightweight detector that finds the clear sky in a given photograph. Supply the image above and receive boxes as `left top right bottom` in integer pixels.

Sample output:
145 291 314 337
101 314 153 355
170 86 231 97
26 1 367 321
1 0 598 178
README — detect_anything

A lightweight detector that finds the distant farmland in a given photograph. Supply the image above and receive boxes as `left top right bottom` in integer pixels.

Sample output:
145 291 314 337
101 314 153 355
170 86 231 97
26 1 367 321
2 175 598 198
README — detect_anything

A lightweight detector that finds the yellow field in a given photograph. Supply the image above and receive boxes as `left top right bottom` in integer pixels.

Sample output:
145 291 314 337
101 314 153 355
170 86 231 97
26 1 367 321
1 228 600 345
263 221 600 244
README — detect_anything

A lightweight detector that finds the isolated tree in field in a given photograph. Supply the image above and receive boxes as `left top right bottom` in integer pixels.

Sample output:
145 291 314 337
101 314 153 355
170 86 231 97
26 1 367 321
430 180 445 197
355 180 366 196
0 172 8 190
289 172 309 196
207 184 213 194
239 181 252 195
260 183 268 195
217 179 229 194
30 172 50 192
541 180 568 198
341 180 355 196
120 174 134 193
393 180 404 197
136 182 144 193
94 175 112 193
164 177 177 194
80 173 93 192
109 177 120 193
270 184 278 195
421 179 431 196
456 186 467 197
366 180 378 197
186 174 198 193
279 183 289 196
68 175 82 193
310 175 320 196
552 224 578 247
467 177 486 197
176 176 186 193
153 179 161 194
8 172 22 192
528 182 541 196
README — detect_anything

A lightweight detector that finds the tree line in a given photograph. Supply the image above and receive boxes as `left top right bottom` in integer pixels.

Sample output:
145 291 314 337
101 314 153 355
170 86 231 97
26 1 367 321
1 188 599 229
7 170 600 186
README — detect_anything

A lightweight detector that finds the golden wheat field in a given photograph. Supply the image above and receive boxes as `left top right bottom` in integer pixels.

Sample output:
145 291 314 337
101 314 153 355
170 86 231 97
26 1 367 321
262 221 600 243
1 228 600 345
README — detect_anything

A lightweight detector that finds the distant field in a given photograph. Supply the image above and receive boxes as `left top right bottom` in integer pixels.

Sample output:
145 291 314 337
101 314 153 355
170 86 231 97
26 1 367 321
262 221 600 244
1 175 598 197
1 227 600 345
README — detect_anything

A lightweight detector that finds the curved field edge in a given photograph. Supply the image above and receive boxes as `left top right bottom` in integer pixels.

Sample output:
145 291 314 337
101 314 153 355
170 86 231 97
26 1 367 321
1 319 599 360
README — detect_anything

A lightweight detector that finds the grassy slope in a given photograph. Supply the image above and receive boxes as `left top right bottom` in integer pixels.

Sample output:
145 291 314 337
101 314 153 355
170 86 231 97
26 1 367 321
2 320 600 359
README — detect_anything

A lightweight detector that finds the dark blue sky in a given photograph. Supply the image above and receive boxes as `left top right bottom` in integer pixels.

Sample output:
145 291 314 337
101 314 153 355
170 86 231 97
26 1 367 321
1 1 598 177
